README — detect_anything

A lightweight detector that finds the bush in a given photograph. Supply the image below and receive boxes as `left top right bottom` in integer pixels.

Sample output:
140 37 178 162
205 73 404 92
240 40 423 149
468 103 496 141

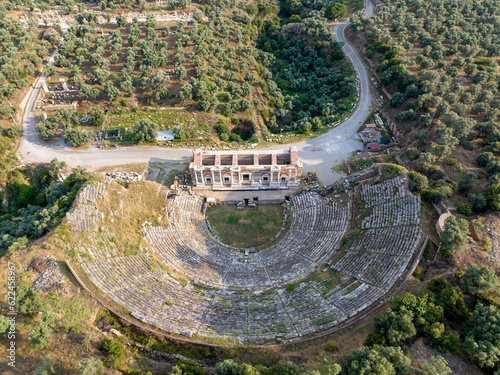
132 119 158 143
440 215 470 254
325 341 340 352
173 125 187 140
77 357 104 375
87 106 106 126
468 193 487 213
410 173 429 193
63 127 92 147
463 304 500 368
60 297 93 333
419 356 451 375
460 264 499 299
445 158 457 166
339 346 412 375
286 283 297 292
99 338 126 370
457 203 473 216
429 170 447 181
172 359 205 375
413 264 426 280
364 332 386 347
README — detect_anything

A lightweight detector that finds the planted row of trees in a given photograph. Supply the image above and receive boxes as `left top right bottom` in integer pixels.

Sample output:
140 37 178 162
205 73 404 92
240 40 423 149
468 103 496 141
352 0 500 212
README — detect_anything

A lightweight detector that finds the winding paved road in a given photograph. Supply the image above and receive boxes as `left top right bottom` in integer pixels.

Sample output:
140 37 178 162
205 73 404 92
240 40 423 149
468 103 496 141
19 1 375 184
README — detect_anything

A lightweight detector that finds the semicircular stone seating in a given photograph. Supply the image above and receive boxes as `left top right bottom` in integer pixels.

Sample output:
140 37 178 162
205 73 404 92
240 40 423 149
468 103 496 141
69 176 423 344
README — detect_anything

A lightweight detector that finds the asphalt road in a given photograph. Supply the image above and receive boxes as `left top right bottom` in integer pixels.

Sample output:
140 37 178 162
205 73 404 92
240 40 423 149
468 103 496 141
19 1 375 184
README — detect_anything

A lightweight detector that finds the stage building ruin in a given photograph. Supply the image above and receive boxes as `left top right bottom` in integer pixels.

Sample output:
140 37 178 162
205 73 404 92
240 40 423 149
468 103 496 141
189 147 303 190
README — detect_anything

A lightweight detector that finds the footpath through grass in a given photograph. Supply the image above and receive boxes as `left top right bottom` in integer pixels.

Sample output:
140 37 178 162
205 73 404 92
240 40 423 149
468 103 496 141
206 204 284 249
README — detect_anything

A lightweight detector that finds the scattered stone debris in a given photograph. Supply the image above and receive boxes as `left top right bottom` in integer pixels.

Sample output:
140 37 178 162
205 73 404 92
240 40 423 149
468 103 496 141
488 230 500 264
106 171 142 181
26 256 64 293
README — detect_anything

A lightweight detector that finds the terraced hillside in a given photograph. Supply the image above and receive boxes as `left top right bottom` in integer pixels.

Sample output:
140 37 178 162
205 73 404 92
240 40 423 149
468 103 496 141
66 175 423 345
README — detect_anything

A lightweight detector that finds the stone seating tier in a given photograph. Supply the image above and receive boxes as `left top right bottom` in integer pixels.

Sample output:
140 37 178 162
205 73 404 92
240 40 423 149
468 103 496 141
69 176 423 343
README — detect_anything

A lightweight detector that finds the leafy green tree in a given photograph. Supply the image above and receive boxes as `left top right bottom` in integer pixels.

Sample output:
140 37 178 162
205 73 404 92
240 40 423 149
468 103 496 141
34 355 55 375
29 313 54 349
49 158 66 177
175 65 187 81
325 3 347 20
364 332 387 347
145 14 158 29
178 84 193 103
410 173 428 193
0 315 9 336
460 264 499 299
193 9 203 23
77 357 104 375
458 171 479 194
339 346 412 375
116 15 127 27
390 92 404 107
429 278 469 323
173 125 187 140
105 82 120 101
132 119 158 143
463 304 500 369
64 128 92 147
374 306 417 345
44 64 56 76
16 284 42 313
418 356 451 375
476 152 495 167
457 203 473 216
440 215 469 253
87 106 106 126
467 193 487 213
426 321 460 352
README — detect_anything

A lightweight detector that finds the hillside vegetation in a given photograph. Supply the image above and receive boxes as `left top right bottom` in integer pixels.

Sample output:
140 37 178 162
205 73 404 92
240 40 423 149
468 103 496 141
351 0 500 215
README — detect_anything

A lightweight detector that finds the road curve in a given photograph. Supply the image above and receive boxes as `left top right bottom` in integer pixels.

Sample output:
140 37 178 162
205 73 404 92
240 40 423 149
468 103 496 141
19 1 374 184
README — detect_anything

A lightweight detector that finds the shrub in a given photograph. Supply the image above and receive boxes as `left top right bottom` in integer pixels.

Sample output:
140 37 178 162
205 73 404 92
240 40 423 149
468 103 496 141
325 340 340 352
484 237 492 252
364 332 386 347
286 283 297 292
63 127 92 147
77 357 104 375
413 264 426 280
410 173 428 193
132 119 158 143
460 264 499 298
430 170 447 181
468 193 487 213
99 338 126 370
457 203 473 216
60 297 93 333
87 106 106 126
440 215 470 255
